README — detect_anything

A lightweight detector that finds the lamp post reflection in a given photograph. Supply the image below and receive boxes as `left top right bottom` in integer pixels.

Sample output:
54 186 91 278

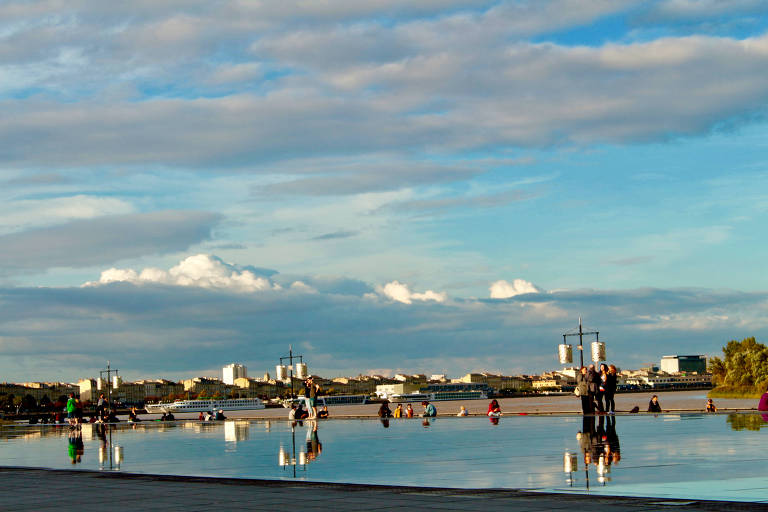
278 420 322 478
568 415 619 489
279 422 307 478
563 452 577 486
96 423 123 471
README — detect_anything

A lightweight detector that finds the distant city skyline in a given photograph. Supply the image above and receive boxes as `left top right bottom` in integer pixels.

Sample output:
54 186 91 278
1 2 768 381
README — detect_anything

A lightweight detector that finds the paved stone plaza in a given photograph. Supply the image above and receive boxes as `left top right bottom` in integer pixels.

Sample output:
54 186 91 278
0 467 764 511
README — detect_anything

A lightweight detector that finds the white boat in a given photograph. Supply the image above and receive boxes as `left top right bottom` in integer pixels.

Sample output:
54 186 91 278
281 394 368 408
388 390 488 403
144 398 265 413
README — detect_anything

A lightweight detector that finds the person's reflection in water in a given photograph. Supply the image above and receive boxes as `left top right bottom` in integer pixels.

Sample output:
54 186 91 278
489 416 499 425
380 418 390 428
590 415 607 467
605 415 620 465
306 420 322 462
577 415 595 467
422 419 430 428
68 427 84 464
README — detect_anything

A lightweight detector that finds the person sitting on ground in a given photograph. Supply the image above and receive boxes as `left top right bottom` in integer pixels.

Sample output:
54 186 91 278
317 405 329 419
378 400 392 418
647 395 662 413
706 399 717 413
758 385 768 412
487 399 501 417
392 404 403 418
457 406 469 417
295 402 309 420
165 412 175 421
214 409 226 420
288 404 297 420
128 407 141 422
198 411 205 421
422 400 437 417
405 403 414 418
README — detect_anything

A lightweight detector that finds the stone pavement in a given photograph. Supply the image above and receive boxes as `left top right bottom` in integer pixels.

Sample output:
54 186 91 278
0 467 763 511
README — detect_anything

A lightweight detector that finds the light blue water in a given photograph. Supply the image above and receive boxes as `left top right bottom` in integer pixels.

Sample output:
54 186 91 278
2 414 767 502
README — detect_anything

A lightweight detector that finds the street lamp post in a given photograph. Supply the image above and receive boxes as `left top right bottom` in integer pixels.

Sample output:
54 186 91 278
279 346 304 398
561 317 600 367
100 361 120 409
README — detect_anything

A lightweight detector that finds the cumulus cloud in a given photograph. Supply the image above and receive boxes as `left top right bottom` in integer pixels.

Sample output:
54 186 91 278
377 280 447 304
86 254 280 292
489 279 542 298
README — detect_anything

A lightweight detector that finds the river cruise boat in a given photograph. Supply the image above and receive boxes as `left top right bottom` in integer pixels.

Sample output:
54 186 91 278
388 390 488 403
281 394 368 408
144 397 265 413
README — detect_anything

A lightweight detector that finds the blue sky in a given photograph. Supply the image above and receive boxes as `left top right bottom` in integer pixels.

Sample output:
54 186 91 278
1 0 768 382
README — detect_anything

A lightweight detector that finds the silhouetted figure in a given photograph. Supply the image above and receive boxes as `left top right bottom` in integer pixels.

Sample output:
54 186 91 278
576 366 592 414
604 365 618 413
378 401 392 418
588 365 603 413
647 395 662 413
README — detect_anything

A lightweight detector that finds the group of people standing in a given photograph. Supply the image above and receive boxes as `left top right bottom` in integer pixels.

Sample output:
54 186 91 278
575 363 618 415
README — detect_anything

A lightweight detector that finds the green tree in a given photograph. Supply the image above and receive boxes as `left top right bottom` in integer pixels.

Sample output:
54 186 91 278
711 336 768 393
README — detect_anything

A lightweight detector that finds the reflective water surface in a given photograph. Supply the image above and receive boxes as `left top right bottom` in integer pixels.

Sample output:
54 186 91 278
2 413 767 502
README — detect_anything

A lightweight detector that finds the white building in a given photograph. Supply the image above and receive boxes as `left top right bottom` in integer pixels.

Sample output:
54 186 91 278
660 355 707 374
223 363 247 385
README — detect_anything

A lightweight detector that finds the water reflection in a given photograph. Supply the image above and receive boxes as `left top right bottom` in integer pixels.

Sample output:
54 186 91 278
570 415 620 488
67 428 84 464
225 420 250 442
278 420 322 477
94 423 122 471
727 412 768 431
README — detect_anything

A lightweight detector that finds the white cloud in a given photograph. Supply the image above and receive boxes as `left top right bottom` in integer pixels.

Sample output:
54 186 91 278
85 254 282 293
377 280 447 304
0 195 135 234
489 279 542 298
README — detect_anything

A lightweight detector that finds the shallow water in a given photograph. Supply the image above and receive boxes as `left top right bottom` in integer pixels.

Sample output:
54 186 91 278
2 413 767 502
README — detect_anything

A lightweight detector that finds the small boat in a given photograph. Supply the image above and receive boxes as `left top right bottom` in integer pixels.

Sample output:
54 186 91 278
144 397 265 413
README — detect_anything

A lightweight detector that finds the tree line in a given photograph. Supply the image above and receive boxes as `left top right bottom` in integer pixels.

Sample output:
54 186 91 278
708 336 768 396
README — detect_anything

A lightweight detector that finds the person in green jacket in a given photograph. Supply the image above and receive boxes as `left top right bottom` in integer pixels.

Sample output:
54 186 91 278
66 393 77 425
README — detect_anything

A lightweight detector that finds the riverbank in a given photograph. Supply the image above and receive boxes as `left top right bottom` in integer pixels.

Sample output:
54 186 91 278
136 389 760 421
708 386 763 399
